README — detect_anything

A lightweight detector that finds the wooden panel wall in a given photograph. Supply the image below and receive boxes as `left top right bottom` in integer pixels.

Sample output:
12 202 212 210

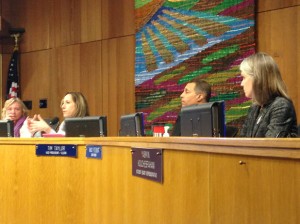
1 0 135 136
0 0 299 135
257 0 299 11
257 0 300 118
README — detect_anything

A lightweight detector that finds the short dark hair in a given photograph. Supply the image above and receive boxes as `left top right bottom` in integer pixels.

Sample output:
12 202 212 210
192 79 211 102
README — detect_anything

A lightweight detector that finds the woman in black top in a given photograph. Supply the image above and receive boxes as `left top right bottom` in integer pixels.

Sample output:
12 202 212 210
239 52 297 137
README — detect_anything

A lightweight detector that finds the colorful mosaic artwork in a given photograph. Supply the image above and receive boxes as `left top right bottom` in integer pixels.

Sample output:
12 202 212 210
135 0 256 135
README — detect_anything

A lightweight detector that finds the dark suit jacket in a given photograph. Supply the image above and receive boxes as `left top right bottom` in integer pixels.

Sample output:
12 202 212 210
172 114 181 136
240 96 298 137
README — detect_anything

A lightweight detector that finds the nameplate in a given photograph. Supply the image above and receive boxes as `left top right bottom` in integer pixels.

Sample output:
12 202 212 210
131 148 163 183
86 145 102 159
36 144 77 157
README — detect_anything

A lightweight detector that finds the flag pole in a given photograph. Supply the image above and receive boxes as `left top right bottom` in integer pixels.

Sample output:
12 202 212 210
6 28 25 99
9 27 25 50
10 33 20 51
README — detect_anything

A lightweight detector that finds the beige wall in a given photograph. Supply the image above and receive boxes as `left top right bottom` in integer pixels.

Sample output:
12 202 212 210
1 0 299 135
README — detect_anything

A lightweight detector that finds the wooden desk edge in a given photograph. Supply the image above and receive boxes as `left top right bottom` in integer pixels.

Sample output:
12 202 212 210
1 137 300 159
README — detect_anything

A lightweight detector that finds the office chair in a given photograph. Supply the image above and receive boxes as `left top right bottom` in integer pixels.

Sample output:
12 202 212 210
225 126 238 137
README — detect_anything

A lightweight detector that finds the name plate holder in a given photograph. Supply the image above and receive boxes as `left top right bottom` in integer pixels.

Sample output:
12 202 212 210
86 145 102 159
131 147 163 183
36 144 77 157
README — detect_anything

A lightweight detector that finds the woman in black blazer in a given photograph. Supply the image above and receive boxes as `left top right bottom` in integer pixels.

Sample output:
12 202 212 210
239 52 297 137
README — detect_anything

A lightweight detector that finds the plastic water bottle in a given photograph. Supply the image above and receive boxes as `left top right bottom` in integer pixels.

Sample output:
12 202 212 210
163 126 170 137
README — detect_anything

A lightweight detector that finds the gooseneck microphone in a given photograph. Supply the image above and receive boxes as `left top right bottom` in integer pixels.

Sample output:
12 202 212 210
48 117 60 132
33 117 60 137
49 117 59 125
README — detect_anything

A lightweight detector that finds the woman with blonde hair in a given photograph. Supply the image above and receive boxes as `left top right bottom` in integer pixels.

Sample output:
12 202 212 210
2 97 28 137
239 52 297 137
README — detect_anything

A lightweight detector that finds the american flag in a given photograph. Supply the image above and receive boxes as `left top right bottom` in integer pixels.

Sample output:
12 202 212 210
6 49 19 99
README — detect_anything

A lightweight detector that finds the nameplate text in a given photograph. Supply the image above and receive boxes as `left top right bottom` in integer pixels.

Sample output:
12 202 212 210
132 148 163 183
86 145 102 159
36 144 77 157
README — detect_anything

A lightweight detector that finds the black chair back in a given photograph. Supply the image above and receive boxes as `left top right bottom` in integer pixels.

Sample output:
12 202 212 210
226 126 238 137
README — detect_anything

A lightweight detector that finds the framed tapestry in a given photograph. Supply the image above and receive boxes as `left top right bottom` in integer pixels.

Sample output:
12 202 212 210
135 0 256 135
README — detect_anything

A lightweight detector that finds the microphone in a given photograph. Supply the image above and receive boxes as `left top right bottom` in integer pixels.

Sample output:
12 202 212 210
33 117 59 137
49 117 59 125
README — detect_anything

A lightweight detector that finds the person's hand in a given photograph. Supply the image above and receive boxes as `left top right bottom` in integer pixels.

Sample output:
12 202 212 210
20 117 34 137
28 114 52 134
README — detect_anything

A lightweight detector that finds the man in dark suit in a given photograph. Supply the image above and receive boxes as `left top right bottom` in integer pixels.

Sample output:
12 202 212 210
172 79 211 136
